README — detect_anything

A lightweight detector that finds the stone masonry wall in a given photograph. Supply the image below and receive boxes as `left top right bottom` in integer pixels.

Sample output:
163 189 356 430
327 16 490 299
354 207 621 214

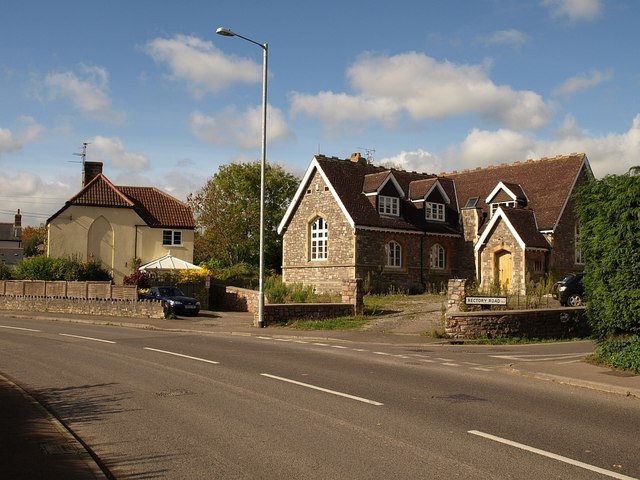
281 169 355 293
478 219 524 292
445 307 589 340
0 295 164 319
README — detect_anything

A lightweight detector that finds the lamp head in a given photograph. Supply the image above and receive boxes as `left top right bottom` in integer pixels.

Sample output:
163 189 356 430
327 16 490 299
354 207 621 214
216 27 235 37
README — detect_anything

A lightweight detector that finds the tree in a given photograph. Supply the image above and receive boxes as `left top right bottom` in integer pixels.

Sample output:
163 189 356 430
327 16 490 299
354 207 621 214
188 161 299 272
573 168 640 339
21 224 47 257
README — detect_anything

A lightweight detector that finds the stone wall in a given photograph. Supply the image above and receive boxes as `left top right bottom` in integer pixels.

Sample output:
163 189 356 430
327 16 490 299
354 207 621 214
0 280 136 300
445 307 589 339
0 295 164 319
281 169 356 293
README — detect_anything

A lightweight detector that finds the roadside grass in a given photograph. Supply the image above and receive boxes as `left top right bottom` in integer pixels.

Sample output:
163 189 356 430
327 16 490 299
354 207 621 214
284 316 369 330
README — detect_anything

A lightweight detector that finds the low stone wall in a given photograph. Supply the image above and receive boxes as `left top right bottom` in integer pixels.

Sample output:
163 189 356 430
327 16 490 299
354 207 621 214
263 303 354 326
445 307 589 340
223 286 260 313
0 295 164 319
0 280 136 300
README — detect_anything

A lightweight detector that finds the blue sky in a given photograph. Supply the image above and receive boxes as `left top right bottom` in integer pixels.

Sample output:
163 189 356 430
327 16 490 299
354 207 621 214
2 0 639 226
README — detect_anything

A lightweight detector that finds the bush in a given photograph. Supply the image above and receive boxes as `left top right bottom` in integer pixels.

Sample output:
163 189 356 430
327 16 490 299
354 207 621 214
13 255 112 281
0 262 12 280
265 276 288 303
591 336 640 373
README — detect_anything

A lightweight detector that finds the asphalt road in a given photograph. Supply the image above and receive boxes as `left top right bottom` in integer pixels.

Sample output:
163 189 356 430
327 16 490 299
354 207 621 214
1 317 638 479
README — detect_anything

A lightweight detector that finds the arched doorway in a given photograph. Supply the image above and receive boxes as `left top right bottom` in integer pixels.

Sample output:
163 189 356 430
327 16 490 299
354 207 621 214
494 250 513 291
87 216 114 272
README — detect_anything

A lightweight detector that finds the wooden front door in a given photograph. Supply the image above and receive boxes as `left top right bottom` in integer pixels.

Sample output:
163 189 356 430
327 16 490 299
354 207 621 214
495 250 513 291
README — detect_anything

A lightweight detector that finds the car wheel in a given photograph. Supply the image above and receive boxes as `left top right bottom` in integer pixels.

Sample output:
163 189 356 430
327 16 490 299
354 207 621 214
567 294 583 307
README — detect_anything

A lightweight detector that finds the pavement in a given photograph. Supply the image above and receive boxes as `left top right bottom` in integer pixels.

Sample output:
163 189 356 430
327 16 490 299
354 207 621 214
1 308 639 479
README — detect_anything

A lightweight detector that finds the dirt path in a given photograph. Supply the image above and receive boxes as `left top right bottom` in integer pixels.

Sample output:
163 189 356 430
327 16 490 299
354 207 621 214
362 294 446 335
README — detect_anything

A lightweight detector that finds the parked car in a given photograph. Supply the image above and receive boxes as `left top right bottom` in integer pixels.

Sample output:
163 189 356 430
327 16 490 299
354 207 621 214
552 273 585 306
139 286 200 316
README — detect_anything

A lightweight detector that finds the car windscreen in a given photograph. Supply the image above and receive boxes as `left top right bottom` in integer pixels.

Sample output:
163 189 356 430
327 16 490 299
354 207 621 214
158 287 184 296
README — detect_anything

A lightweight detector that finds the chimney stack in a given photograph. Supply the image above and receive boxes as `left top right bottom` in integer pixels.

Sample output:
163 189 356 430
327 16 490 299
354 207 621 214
14 209 22 239
83 161 103 186
350 152 367 165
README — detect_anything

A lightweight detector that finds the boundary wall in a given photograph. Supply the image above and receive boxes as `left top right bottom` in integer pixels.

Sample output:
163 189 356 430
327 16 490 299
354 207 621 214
445 278 590 339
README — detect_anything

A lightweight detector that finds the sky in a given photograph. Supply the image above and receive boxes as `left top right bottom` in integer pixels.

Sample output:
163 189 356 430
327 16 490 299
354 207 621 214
1 0 639 227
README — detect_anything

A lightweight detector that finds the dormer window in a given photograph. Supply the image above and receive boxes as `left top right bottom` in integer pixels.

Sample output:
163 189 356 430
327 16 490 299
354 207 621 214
379 196 399 216
426 202 445 221
490 201 515 217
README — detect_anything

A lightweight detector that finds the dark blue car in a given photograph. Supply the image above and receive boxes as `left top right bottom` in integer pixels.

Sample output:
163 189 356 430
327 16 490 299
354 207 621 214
552 273 585 306
139 286 201 316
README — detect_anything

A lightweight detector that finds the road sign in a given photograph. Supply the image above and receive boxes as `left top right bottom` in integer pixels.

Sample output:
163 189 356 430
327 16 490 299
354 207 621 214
465 296 507 305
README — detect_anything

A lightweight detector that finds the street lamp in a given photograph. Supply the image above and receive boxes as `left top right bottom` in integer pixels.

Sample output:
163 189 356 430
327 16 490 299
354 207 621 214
216 27 268 328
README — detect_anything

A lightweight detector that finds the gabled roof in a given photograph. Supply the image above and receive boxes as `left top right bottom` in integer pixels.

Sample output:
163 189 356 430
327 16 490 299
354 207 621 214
486 181 528 204
475 207 550 252
0 223 20 242
451 153 589 231
48 173 195 228
139 252 201 271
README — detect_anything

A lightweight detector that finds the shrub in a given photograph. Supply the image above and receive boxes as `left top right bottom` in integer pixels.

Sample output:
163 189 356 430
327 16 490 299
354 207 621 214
591 336 640 373
13 255 112 281
0 262 12 280
265 276 288 303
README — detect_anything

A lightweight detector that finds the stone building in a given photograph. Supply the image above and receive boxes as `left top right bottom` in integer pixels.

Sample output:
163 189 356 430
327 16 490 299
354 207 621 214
278 152 592 294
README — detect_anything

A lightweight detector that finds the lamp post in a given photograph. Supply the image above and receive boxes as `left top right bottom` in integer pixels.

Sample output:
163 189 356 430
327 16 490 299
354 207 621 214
216 27 268 328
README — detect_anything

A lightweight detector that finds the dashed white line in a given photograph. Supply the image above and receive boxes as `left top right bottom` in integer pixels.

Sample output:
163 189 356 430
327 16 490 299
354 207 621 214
468 430 637 480
441 362 462 367
59 333 115 344
312 342 329 346
0 325 41 332
143 347 220 364
331 345 348 349
261 373 383 406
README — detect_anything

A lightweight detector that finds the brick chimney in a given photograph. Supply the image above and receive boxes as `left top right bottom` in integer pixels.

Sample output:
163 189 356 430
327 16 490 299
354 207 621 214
83 161 103 186
14 209 22 239
350 152 367 165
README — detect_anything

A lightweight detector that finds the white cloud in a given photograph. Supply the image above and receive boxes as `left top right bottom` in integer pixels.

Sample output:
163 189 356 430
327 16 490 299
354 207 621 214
0 171 74 226
477 29 529 48
45 64 125 124
189 104 291 149
144 35 261 97
542 0 602 21
291 52 552 133
0 117 45 157
552 69 613 97
446 114 640 178
379 149 442 174
88 136 150 171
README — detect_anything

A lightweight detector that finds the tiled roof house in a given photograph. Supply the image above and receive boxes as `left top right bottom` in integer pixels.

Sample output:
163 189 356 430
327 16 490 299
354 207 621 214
47 162 195 283
0 209 24 266
278 152 592 294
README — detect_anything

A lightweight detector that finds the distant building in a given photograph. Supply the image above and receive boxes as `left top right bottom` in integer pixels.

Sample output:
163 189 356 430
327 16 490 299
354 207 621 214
47 162 196 284
0 209 24 266
278 153 592 294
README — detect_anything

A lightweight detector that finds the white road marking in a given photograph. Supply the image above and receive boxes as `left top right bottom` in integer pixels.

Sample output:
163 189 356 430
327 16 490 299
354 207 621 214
373 351 391 356
435 357 455 362
468 430 637 480
331 345 348 349
261 373 384 406
441 362 461 367
471 367 494 372
490 353 589 362
418 358 436 363
59 333 115 344
0 325 41 332
257 336 272 340
143 347 220 364
312 342 329 346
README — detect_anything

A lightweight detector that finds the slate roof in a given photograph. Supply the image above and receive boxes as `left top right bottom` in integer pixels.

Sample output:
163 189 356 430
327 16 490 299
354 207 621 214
450 153 588 231
498 208 550 249
0 223 20 242
48 174 195 228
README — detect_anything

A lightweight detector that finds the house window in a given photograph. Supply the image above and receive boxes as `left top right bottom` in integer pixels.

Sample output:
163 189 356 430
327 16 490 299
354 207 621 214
430 244 445 270
379 196 399 216
575 222 584 265
425 202 445 221
386 241 402 268
534 260 544 272
490 201 515 217
162 230 182 246
310 217 328 260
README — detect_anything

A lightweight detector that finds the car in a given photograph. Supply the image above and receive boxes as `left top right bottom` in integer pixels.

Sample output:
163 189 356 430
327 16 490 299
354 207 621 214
139 286 201 316
552 273 585 306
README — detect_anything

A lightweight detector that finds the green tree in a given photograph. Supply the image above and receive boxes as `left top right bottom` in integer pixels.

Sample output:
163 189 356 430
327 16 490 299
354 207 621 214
573 168 640 339
188 161 299 271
